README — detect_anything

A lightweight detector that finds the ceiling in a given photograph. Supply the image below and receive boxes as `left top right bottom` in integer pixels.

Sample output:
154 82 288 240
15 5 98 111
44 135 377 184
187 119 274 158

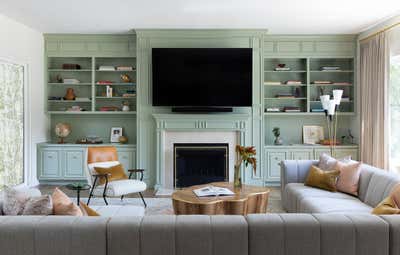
0 0 399 34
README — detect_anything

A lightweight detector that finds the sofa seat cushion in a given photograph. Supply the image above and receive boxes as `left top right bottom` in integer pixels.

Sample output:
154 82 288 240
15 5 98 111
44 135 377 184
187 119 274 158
91 205 145 217
299 197 373 214
284 183 359 212
93 179 146 197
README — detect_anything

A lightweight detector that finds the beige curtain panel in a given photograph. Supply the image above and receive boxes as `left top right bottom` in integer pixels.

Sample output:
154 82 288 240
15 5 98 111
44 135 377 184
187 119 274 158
360 33 389 169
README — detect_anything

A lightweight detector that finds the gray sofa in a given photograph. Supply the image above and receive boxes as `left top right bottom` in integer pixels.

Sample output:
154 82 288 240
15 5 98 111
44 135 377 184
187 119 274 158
281 160 400 213
0 214 399 255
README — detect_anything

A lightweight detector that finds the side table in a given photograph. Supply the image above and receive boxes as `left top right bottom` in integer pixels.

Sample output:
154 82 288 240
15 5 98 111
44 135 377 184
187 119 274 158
65 184 91 206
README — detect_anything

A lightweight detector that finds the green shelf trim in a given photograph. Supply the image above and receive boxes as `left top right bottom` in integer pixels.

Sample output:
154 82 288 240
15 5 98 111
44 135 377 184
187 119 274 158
263 84 307 86
48 83 92 85
264 97 307 100
48 69 92 72
96 83 136 86
95 97 136 99
310 101 353 103
47 111 137 115
309 70 353 73
95 70 136 72
48 100 92 103
264 112 355 116
264 70 307 73
310 84 353 86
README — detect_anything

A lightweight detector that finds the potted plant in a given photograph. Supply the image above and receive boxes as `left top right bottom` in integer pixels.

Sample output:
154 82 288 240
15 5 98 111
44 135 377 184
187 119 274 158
273 127 283 145
234 145 257 188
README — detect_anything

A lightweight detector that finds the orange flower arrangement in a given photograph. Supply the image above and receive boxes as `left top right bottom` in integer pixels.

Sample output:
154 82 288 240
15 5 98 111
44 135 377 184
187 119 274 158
235 145 257 173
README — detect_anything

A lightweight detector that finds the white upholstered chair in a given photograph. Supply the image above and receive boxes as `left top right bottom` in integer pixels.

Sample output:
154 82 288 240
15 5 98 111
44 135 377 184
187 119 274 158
86 146 147 207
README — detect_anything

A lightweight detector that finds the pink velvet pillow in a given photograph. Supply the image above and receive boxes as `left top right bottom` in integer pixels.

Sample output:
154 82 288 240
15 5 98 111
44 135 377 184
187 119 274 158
52 187 83 216
335 161 362 196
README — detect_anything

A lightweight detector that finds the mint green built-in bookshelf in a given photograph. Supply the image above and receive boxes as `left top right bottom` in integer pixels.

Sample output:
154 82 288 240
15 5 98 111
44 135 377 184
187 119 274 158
46 56 137 114
264 57 355 114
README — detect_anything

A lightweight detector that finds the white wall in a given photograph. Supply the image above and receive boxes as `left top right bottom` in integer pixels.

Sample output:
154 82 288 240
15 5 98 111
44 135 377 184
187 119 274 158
0 13 48 186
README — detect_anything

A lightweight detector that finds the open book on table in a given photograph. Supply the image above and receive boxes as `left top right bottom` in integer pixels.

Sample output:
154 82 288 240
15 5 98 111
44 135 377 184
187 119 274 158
193 185 235 197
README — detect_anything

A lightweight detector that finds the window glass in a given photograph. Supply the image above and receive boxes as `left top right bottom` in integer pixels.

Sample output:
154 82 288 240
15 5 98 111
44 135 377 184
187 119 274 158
390 55 400 172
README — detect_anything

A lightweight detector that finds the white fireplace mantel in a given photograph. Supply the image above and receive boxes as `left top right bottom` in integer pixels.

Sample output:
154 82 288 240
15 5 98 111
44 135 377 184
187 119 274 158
153 113 250 190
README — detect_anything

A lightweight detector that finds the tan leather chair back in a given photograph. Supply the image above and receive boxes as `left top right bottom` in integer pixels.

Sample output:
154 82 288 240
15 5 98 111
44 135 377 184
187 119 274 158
87 146 119 164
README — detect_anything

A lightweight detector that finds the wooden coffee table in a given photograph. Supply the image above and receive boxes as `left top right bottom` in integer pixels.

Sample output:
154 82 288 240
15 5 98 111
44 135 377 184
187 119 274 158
172 182 270 215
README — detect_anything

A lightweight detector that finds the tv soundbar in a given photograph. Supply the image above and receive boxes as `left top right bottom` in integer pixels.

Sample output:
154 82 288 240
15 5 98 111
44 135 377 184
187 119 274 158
171 107 233 113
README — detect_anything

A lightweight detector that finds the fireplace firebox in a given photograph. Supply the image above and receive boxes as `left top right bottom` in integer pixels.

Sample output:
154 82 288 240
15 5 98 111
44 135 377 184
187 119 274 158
174 143 228 188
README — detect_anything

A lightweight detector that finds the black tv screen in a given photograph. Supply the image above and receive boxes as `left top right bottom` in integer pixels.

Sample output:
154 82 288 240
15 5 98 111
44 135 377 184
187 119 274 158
152 48 252 107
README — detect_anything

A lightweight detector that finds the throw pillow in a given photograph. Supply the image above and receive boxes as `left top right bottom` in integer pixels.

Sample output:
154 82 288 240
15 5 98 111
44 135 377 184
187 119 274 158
305 165 340 192
22 195 53 215
372 196 400 215
80 202 100 216
2 187 30 215
94 164 128 185
52 188 83 216
335 161 362 196
390 184 400 208
318 153 352 170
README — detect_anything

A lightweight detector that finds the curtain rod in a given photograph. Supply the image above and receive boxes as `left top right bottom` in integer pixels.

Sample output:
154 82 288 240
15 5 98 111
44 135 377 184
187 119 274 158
359 22 400 43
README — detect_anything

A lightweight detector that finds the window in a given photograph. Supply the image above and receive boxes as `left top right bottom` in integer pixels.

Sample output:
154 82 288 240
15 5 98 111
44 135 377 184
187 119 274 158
390 55 400 172
0 61 24 188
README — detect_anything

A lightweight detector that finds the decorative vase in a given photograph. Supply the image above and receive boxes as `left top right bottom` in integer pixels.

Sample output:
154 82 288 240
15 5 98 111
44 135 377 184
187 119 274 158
274 136 283 145
233 165 242 188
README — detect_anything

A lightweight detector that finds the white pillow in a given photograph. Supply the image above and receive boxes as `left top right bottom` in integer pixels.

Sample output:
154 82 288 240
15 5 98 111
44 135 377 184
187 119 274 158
318 153 352 171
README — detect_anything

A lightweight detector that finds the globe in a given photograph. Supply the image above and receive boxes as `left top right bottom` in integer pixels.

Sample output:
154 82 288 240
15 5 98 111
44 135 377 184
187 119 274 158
55 123 71 144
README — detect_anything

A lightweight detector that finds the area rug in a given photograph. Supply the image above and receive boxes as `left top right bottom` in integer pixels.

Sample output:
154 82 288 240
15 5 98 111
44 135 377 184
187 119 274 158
79 196 284 215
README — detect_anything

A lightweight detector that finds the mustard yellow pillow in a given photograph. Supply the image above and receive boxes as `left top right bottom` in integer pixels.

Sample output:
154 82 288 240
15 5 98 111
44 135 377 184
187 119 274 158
94 164 128 185
372 196 400 215
80 202 100 216
305 165 340 192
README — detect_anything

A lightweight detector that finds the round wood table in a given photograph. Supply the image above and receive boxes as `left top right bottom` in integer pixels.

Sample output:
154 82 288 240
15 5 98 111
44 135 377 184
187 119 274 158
172 182 270 215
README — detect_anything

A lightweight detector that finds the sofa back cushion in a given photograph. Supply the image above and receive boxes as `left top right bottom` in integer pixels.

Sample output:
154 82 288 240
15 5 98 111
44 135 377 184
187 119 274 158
360 164 400 207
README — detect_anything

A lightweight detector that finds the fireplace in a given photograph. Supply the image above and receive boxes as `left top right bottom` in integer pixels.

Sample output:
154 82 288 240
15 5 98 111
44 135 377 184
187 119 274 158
174 143 229 188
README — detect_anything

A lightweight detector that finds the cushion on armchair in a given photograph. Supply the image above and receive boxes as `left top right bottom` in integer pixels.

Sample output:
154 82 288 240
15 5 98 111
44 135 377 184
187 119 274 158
94 164 128 185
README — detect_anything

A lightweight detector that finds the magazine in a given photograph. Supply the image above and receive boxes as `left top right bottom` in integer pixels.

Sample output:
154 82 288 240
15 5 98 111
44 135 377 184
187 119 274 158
193 186 235 197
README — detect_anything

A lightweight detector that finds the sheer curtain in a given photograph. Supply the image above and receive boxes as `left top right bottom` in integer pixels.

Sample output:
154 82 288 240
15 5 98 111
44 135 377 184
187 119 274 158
360 33 389 169
0 61 24 188
388 26 400 172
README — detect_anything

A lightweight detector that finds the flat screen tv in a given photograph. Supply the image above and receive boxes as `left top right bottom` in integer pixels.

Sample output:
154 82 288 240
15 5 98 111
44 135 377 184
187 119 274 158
152 48 252 107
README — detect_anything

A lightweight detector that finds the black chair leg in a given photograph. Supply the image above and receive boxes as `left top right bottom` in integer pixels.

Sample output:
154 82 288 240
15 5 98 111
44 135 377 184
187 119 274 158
139 192 147 208
103 195 109 205
120 195 124 201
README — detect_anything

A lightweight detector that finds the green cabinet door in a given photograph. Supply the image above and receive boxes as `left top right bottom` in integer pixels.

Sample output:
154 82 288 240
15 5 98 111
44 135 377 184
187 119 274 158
63 149 85 179
290 149 313 160
265 150 289 183
40 149 61 179
117 149 135 173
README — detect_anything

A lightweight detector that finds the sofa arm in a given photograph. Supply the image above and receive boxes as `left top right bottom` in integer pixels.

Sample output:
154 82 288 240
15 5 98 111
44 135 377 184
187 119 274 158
280 160 318 189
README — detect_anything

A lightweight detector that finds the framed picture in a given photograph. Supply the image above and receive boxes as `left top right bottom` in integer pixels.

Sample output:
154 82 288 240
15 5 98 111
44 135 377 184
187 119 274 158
303 126 324 145
110 127 123 143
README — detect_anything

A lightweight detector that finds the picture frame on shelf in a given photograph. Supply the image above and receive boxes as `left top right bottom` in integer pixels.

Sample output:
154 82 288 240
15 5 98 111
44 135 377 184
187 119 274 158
303 125 324 145
110 127 123 143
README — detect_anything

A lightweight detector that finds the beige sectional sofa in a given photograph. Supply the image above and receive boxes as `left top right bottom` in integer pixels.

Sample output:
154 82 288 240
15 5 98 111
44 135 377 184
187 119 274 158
281 160 400 214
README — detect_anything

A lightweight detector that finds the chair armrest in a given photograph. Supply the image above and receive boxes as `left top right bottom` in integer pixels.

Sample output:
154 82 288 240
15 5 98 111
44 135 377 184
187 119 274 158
128 169 145 181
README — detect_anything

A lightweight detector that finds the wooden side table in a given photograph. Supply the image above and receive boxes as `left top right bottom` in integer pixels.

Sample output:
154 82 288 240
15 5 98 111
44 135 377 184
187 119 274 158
172 182 270 215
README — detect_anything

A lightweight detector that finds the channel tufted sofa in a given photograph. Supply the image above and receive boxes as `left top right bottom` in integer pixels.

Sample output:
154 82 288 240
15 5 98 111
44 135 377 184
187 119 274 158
0 214 400 255
281 160 400 214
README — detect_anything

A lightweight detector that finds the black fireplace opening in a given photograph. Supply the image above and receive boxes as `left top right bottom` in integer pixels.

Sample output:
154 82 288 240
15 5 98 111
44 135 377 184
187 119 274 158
174 143 228 188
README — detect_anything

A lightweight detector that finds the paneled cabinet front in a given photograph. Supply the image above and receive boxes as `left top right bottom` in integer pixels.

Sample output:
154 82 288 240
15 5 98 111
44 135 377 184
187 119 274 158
38 145 136 182
265 150 289 183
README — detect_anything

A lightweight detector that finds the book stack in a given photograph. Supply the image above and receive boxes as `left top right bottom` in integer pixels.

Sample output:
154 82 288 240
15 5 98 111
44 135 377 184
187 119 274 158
265 107 280 112
313 80 332 84
62 64 81 70
98 66 115 71
276 93 295 99
332 82 351 85
122 93 136 98
96 80 113 85
285 80 302 85
264 81 282 85
99 106 120 112
274 67 291 71
283 106 301 112
116 66 134 71
63 78 80 84
321 66 340 71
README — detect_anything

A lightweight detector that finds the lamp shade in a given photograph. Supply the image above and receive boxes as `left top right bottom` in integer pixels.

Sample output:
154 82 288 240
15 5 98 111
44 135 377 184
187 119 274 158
332 89 343 105
327 100 336 115
320 95 330 110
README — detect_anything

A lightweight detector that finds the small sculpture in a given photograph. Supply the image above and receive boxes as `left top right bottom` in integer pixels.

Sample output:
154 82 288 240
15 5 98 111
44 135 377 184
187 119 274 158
118 136 128 144
56 74 63 83
273 127 283 145
63 88 76 100
120 74 131 83
55 123 71 144
122 101 130 112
